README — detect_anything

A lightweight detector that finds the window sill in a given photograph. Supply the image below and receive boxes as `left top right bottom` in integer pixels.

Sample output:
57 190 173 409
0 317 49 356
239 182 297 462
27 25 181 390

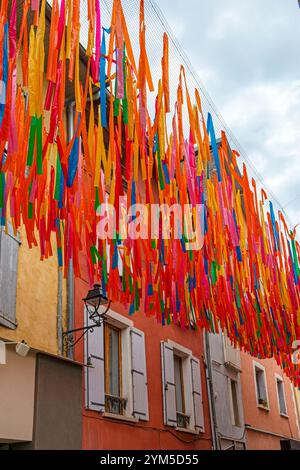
280 413 289 419
102 412 139 424
175 427 200 435
224 360 242 373
257 404 270 412
0 313 18 330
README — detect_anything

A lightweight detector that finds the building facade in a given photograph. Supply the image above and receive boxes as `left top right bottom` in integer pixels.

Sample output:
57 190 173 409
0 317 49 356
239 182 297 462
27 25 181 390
0 348 82 450
73 254 213 450
0 4 83 448
0 222 83 450
206 331 300 450
240 353 300 450
1 1 299 452
206 332 246 450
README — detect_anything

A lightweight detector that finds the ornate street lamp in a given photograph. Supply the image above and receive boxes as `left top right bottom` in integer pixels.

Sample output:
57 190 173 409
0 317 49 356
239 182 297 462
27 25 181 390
62 284 111 353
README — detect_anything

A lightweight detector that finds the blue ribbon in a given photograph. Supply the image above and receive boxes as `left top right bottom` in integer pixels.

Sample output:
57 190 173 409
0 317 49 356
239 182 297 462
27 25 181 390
67 136 79 187
207 113 221 182
0 23 9 126
100 27 111 128
112 241 119 270
269 201 280 251
58 162 64 209
162 161 170 185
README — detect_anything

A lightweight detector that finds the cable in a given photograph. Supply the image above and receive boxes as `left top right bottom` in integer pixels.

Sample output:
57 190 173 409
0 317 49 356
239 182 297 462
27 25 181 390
80 0 295 228
283 193 300 209
146 0 295 226
83 411 212 445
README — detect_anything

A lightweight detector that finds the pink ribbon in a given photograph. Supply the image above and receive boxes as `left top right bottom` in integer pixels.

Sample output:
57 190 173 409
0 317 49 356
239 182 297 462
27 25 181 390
31 0 39 11
116 48 124 99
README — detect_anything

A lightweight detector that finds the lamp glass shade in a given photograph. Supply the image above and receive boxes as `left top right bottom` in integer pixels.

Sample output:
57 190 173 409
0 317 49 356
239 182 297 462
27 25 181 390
83 284 106 307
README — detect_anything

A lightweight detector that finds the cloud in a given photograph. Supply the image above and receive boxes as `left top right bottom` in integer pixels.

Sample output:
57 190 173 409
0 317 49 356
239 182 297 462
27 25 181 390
156 0 300 226
221 80 300 226
208 10 243 41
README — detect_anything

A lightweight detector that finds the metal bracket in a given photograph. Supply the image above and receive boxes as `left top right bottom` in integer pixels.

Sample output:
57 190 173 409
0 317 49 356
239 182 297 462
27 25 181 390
62 300 111 353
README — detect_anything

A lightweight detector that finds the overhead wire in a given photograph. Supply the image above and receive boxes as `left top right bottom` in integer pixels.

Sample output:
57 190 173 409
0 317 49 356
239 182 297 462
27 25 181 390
82 0 295 228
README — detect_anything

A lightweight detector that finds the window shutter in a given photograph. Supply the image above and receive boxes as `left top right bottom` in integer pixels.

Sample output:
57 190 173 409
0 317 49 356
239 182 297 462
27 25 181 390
84 307 105 412
191 356 204 432
0 225 20 329
130 328 149 421
0 340 6 364
161 341 177 427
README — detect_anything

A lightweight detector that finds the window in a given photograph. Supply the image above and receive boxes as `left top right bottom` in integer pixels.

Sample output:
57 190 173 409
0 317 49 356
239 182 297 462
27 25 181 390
219 438 246 451
84 308 149 422
104 324 125 415
276 376 287 416
0 225 20 329
174 354 188 428
229 379 240 427
254 362 269 409
161 341 204 433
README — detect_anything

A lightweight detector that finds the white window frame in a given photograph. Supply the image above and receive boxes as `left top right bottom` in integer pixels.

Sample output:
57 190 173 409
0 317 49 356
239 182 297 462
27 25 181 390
275 374 288 417
228 377 241 427
166 340 197 433
253 361 270 411
85 307 149 423
103 310 136 421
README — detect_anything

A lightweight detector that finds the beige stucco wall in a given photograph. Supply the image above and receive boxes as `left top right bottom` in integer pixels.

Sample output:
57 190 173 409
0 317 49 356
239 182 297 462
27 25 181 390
0 226 67 354
0 348 36 442
0 52 68 354
0 227 67 354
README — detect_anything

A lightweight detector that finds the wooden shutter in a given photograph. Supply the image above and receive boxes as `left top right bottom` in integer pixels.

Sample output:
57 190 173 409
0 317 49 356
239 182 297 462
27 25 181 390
223 333 241 370
130 328 149 421
0 340 6 364
191 356 205 432
0 226 20 329
161 341 177 427
84 307 105 412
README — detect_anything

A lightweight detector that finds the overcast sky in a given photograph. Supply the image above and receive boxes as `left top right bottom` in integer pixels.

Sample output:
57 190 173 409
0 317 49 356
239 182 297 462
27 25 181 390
156 0 300 228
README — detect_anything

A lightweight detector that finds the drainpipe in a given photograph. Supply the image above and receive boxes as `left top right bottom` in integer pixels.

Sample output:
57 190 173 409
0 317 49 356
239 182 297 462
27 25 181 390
204 330 219 450
56 96 63 355
66 103 75 359
67 261 74 359
57 268 63 355
64 92 99 358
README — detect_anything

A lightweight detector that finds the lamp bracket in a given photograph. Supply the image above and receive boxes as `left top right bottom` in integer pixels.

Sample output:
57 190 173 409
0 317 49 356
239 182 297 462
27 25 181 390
62 300 111 353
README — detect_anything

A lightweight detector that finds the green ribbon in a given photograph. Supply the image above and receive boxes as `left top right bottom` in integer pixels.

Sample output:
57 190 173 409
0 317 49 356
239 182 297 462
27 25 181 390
27 116 37 167
36 116 43 175
211 261 217 285
0 172 5 209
